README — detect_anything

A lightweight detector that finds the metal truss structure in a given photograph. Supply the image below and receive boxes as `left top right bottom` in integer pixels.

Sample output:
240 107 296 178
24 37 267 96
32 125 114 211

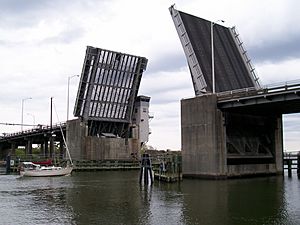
74 46 148 137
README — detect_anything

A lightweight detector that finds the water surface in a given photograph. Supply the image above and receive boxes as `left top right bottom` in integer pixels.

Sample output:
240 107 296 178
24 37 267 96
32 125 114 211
0 171 299 225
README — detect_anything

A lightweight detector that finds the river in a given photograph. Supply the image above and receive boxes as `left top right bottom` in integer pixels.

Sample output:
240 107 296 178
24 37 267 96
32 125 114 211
0 170 299 225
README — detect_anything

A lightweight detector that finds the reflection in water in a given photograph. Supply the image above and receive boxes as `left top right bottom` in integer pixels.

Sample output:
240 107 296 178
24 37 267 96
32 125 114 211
66 171 143 225
139 184 152 224
283 175 300 224
226 178 288 225
139 182 184 225
0 171 299 225
0 175 75 224
181 177 297 225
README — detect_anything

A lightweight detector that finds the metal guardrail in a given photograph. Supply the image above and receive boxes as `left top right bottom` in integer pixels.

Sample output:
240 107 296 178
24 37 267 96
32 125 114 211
283 151 300 178
217 79 300 101
284 151 300 156
0 122 66 140
230 26 261 89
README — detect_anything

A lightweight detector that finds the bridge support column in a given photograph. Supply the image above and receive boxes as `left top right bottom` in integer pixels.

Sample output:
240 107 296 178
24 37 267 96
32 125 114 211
40 143 44 157
275 116 284 175
44 139 49 158
49 137 54 158
60 139 64 159
25 139 32 157
6 155 11 174
181 94 227 178
10 142 16 156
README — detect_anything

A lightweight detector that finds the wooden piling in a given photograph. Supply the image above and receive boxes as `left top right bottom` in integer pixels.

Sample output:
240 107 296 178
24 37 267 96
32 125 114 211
288 159 292 177
139 153 153 185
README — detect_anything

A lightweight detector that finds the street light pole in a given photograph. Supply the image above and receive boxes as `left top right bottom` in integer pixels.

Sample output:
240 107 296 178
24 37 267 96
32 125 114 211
67 75 79 121
50 97 53 158
211 20 224 94
21 97 32 131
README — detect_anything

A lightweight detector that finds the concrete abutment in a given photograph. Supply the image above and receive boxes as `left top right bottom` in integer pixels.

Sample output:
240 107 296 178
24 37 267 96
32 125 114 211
66 119 139 161
181 94 283 178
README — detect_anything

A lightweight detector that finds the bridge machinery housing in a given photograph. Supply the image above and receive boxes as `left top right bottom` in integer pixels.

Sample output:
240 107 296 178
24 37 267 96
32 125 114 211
170 6 300 178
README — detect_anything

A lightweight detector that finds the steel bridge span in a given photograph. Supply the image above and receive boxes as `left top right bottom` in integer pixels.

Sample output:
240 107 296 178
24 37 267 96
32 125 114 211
217 81 300 114
0 123 67 159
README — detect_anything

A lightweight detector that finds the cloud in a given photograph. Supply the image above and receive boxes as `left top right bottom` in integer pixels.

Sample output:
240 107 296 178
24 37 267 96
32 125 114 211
140 68 194 104
40 27 86 45
147 102 182 150
0 16 86 47
249 34 300 63
0 0 51 12
147 53 187 74
256 58 300 85
0 0 300 150
0 0 56 29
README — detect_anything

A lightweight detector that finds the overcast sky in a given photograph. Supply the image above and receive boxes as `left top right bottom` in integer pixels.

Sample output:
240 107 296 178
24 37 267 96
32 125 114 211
0 0 300 151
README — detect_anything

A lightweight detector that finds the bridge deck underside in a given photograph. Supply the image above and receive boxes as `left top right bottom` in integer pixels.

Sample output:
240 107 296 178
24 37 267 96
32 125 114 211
225 112 276 165
74 46 147 123
178 10 255 92
74 46 148 137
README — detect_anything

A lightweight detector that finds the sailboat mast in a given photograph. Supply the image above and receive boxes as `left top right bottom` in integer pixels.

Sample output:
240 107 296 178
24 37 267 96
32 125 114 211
51 99 73 166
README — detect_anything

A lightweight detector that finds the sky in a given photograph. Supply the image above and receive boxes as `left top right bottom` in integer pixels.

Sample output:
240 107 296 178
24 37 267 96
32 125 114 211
0 0 300 151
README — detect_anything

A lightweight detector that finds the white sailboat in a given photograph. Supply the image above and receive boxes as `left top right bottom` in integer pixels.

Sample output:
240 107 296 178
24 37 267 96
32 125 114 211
19 98 73 177
19 162 72 177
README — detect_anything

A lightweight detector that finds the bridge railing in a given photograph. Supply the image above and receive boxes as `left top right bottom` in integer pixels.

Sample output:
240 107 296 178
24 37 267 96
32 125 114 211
0 122 66 139
283 151 300 178
217 79 300 101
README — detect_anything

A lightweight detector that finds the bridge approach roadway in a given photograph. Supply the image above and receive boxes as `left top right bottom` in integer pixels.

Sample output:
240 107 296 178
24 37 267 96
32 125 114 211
0 123 67 159
217 81 300 115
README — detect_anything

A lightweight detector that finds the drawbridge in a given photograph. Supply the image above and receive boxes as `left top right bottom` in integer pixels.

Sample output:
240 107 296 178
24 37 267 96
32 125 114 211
169 5 260 95
74 46 148 138
170 5 300 177
0 46 148 160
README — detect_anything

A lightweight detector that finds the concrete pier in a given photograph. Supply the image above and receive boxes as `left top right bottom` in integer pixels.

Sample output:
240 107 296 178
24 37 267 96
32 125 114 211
67 119 139 161
181 94 226 178
181 94 283 178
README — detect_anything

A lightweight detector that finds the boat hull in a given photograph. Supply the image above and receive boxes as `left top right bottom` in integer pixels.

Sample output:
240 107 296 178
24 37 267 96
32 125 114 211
20 167 73 177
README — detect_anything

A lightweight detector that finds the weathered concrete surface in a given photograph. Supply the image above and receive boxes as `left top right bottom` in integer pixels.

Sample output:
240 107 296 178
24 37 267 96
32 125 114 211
84 137 139 160
67 119 87 160
275 117 284 174
181 94 227 178
181 94 283 178
227 164 277 177
67 119 139 161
